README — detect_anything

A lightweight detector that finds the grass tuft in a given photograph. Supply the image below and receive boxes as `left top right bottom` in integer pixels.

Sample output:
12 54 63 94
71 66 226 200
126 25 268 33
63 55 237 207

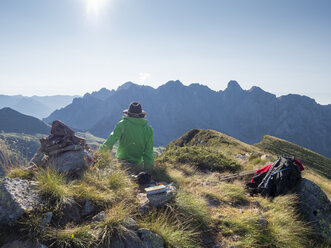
6 166 35 180
97 203 132 247
35 167 72 208
138 209 200 248
174 190 212 230
44 226 95 248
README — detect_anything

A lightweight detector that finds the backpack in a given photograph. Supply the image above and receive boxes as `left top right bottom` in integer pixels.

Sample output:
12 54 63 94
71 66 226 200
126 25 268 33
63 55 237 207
246 156 303 197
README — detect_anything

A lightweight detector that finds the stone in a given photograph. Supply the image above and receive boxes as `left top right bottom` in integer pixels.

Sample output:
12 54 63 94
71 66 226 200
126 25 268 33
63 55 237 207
296 178 331 244
92 211 106 222
137 228 164 248
57 198 81 226
51 120 75 137
235 153 249 161
81 200 97 217
147 184 176 207
48 150 89 175
40 212 53 226
109 229 144 248
138 184 177 211
261 154 273 160
257 212 268 228
0 177 41 226
123 217 139 231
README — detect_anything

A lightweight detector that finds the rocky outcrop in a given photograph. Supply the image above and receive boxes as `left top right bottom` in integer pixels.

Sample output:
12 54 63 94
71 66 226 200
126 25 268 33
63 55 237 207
0 177 41 226
296 178 331 243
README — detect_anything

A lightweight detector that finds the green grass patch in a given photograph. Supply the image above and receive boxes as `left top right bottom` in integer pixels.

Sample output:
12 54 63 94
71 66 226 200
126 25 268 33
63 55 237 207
6 166 35 180
158 145 241 172
255 135 331 179
258 194 312 248
218 182 249 205
174 190 212 230
218 208 269 247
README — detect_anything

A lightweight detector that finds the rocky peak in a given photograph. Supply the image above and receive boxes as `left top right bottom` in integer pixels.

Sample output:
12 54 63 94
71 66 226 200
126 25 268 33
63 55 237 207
225 80 243 92
117 81 137 91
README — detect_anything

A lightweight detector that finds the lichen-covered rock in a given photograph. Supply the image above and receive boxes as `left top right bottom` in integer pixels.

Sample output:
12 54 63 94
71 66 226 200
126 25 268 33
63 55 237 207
0 177 41 226
137 228 164 248
296 178 331 243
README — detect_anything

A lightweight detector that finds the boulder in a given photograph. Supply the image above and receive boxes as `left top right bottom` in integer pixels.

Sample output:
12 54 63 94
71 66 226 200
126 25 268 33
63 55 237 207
296 178 331 243
0 177 41 226
29 120 92 176
57 198 81 226
48 150 90 175
137 228 164 248
109 229 144 248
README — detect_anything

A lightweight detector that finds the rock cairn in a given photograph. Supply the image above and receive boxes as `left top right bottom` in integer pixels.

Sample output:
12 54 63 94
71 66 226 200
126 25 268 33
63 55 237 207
29 120 92 174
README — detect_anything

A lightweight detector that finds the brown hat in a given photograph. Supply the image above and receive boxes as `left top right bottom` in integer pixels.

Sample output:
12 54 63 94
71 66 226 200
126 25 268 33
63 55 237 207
123 102 146 118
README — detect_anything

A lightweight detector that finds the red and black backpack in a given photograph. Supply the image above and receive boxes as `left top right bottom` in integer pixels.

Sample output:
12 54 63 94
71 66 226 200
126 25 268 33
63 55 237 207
246 156 304 197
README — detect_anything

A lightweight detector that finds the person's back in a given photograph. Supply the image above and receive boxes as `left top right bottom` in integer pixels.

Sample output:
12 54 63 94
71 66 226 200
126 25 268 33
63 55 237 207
99 102 154 169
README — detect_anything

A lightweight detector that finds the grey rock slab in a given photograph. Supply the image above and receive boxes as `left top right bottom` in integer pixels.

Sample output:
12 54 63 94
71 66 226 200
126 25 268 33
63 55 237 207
137 228 164 248
296 178 331 244
0 177 41 226
48 150 89 174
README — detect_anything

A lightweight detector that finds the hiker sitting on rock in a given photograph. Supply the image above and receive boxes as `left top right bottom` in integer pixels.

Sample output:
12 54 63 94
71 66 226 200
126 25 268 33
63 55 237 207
99 102 154 170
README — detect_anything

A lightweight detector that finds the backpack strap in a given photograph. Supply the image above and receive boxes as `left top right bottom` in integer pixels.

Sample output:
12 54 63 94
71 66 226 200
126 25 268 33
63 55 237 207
257 156 282 193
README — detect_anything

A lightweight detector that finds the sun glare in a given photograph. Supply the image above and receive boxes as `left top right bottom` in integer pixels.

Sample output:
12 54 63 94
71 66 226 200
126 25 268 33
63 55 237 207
86 0 109 17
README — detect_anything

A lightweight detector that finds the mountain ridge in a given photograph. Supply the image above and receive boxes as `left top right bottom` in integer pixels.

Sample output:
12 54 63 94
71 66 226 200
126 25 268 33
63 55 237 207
43 80 331 158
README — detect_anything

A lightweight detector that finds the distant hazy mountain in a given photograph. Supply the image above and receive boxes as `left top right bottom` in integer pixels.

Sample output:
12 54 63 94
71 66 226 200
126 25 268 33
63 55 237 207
0 107 50 134
44 81 331 158
0 94 78 119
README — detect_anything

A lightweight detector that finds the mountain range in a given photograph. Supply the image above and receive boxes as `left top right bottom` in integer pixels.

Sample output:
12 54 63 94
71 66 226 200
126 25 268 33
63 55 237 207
44 80 331 158
0 95 78 119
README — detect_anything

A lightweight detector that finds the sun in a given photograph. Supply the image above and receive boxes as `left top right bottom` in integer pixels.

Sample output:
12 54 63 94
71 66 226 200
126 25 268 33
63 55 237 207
86 0 109 17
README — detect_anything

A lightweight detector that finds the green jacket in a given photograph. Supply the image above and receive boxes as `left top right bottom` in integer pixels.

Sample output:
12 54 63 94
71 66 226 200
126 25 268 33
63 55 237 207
99 117 154 168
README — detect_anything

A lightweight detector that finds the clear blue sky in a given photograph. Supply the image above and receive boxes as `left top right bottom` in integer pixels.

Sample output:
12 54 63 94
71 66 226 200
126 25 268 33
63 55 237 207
0 0 330 104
